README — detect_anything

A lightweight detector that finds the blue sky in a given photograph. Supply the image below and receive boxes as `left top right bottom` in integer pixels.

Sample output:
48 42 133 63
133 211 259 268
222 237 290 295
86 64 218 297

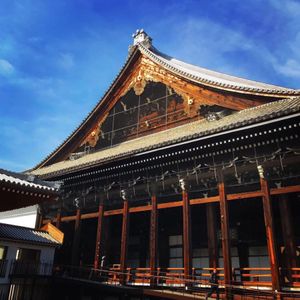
0 0 299 172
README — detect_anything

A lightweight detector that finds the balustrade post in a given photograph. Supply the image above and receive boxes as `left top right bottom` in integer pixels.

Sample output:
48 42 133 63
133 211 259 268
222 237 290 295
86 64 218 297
218 169 233 299
180 178 192 281
149 193 158 286
258 165 281 297
94 199 105 269
120 190 130 285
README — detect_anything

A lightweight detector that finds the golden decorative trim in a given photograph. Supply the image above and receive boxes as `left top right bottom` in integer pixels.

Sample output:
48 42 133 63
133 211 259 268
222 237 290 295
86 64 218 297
80 112 109 147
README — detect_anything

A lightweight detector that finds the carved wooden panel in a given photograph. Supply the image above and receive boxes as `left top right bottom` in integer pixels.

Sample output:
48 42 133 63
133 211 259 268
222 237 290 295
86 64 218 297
71 54 265 158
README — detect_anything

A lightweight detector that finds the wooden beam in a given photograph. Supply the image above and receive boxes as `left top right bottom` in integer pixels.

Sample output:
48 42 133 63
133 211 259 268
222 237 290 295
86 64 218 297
104 209 123 216
158 201 183 209
182 190 192 279
190 196 220 205
260 177 281 293
149 195 158 286
120 198 129 284
227 190 263 201
270 185 300 195
71 208 81 265
81 212 99 219
206 203 218 269
94 201 104 269
41 185 300 224
218 172 232 299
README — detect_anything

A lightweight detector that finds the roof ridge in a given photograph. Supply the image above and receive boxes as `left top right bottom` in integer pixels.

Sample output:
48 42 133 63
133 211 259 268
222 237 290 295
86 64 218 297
138 43 300 95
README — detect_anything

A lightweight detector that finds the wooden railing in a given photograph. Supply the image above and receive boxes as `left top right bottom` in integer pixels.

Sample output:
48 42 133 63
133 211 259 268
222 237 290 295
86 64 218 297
106 266 283 288
106 266 227 286
56 264 300 291
287 268 300 287
193 267 224 284
9 260 53 276
54 264 300 299
233 267 272 287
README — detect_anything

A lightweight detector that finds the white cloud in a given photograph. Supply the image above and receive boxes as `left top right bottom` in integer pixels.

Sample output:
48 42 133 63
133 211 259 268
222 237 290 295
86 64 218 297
269 0 300 17
59 53 74 70
0 59 14 75
153 12 299 85
275 59 300 78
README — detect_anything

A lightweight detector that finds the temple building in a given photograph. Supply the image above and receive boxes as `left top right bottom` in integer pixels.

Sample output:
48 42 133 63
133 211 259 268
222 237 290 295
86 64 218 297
29 30 300 298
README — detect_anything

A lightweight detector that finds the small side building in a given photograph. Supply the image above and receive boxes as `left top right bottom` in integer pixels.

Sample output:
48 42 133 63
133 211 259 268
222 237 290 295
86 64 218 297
0 168 63 299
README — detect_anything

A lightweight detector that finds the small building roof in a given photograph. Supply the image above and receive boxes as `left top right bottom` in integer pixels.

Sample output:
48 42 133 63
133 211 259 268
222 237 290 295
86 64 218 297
0 169 60 212
0 223 62 247
0 169 58 192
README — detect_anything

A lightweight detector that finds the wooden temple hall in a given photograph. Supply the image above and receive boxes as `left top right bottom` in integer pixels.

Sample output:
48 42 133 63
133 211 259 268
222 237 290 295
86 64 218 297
29 30 300 297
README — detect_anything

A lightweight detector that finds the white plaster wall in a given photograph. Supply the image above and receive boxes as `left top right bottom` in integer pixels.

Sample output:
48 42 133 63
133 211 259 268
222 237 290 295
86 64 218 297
0 205 38 228
0 240 56 284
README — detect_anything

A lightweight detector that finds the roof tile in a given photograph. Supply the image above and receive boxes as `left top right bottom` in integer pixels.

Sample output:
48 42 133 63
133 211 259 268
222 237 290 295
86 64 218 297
31 97 300 177
0 223 61 246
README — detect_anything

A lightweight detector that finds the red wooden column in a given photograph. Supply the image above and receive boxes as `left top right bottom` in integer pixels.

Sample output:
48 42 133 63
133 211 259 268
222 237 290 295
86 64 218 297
55 208 62 229
71 208 81 265
206 203 218 269
259 169 281 293
94 199 105 269
218 171 232 298
279 194 297 280
120 191 130 284
180 179 192 280
149 194 158 286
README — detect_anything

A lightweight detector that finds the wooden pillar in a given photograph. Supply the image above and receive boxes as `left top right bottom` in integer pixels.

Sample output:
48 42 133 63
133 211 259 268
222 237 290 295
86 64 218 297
120 195 130 284
218 171 232 298
149 194 158 285
279 194 297 282
55 209 62 229
260 176 281 293
94 200 105 269
182 184 192 280
206 203 218 269
71 208 81 265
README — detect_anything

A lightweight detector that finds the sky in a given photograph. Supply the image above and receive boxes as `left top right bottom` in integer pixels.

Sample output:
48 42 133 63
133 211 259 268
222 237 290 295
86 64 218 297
0 0 299 172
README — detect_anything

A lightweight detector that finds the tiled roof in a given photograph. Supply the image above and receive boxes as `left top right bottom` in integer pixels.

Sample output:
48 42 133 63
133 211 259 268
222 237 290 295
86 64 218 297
139 43 300 96
0 223 61 246
0 169 59 192
33 38 300 171
30 97 300 177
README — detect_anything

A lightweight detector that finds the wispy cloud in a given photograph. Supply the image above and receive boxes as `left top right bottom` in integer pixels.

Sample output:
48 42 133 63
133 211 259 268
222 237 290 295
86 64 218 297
0 59 14 76
269 0 300 17
58 53 74 70
275 59 300 78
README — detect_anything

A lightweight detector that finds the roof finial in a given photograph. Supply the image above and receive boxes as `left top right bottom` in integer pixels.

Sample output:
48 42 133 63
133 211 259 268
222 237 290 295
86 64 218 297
132 29 152 48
